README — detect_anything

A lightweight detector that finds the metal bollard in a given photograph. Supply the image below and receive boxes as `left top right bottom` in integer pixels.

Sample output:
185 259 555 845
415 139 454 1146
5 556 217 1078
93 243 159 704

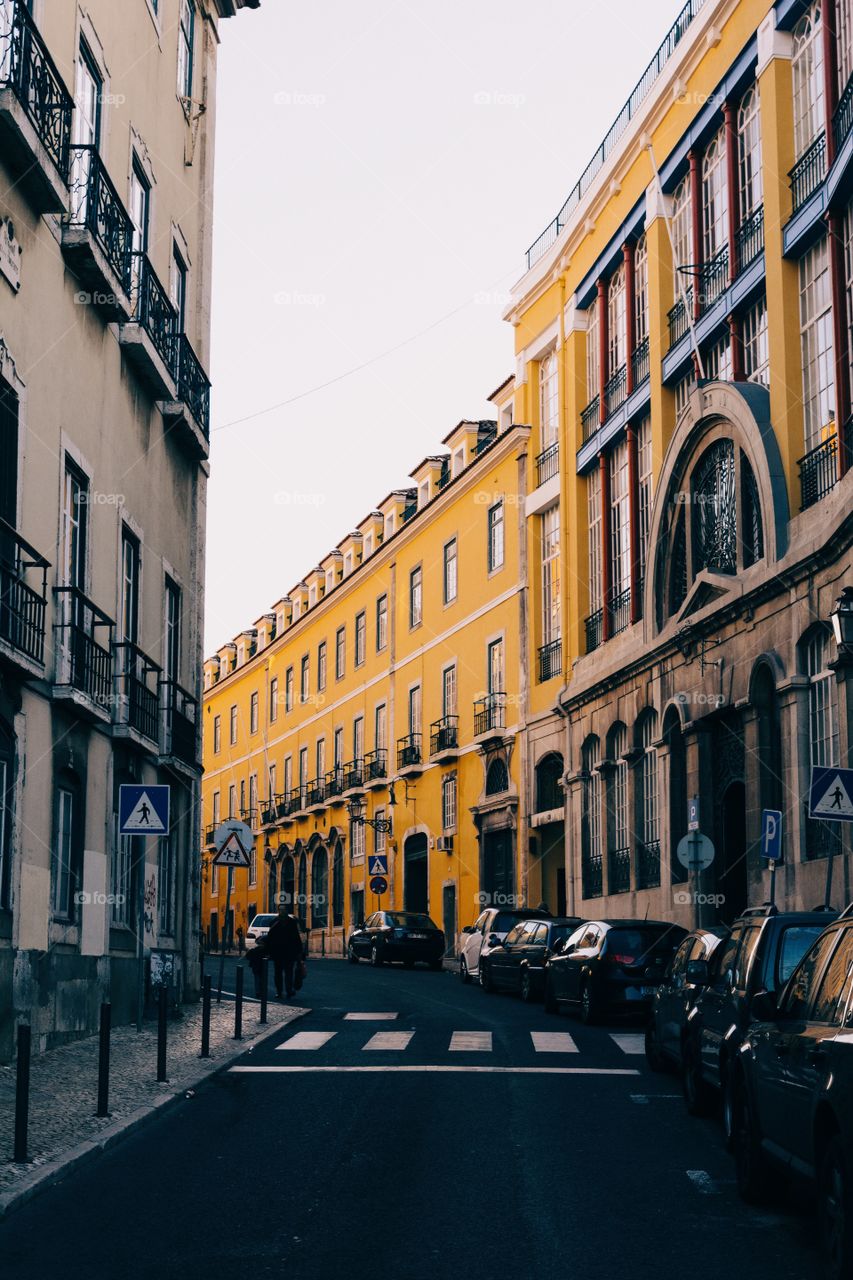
13 1023 31 1164
234 964 243 1040
260 957 268 1024
156 984 168 1082
97 1002 111 1117
200 975 212 1058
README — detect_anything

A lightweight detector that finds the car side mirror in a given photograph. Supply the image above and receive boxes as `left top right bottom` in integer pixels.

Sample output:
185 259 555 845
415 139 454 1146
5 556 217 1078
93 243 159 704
550 939 565 956
750 989 778 1021
462 925 474 935
487 933 502 948
686 959 710 986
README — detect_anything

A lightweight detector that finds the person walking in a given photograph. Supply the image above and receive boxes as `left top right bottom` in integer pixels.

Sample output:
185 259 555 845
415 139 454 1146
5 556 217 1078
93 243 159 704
265 906 304 999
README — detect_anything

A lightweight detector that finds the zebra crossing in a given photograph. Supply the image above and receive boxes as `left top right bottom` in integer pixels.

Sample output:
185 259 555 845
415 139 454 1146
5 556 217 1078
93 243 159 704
267 1021 646 1058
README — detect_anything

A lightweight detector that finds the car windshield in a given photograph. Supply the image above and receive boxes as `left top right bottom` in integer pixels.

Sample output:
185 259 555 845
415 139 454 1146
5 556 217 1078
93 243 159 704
385 913 437 930
777 925 826 986
249 915 277 929
493 912 529 932
605 927 681 963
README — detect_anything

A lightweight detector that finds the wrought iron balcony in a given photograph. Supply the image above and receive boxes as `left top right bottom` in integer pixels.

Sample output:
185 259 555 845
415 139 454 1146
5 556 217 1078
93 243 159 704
697 245 728 314
63 145 133 313
204 824 217 847
581 395 600 443
584 608 603 654
325 766 345 798
364 749 387 781
114 640 161 743
307 777 326 807
0 518 48 669
604 364 627 419
397 734 422 770
667 288 692 349
608 586 631 636
803 802 842 861
260 799 276 825
473 692 505 738
790 134 826 212
160 678 199 766
735 205 764 273
631 336 650 387
291 786 308 812
536 441 559 488
835 72 853 156
538 637 562 683
582 850 603 899
609 846 631 894
798 434 839 510
53 585 114 712
0 0 73 211
175 333 210 438
637 839 661 890
275 792 295 820
121 252 179 397
343 758 365 790
430 716 458 756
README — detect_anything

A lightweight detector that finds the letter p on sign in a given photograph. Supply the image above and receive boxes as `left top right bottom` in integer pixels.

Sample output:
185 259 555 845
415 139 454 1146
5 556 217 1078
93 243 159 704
762 809 783 862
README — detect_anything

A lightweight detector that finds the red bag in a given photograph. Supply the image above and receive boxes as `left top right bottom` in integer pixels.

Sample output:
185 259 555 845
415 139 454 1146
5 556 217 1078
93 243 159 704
294 960 307 990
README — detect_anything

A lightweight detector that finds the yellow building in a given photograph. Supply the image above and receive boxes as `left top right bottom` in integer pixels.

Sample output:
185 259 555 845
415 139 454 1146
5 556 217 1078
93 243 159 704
200 382 539 954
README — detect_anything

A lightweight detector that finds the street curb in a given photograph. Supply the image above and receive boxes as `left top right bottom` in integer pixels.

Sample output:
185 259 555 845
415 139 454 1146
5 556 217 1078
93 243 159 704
0 1005 310 1221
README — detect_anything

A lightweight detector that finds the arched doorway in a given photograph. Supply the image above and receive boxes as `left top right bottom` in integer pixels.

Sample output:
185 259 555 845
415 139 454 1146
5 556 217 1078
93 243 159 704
311 845 328 927
404 832 428 913
719 781 748 921
267 859 278 912
281 855 295 911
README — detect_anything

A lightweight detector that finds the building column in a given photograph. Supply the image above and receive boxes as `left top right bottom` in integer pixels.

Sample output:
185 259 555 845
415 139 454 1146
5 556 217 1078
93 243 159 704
729 313 745 381
624 242 636 394
600 450 612 642
689 148 702 321
724 101 739 282
626 423 641 624
822 0 841 168
597 277 608 425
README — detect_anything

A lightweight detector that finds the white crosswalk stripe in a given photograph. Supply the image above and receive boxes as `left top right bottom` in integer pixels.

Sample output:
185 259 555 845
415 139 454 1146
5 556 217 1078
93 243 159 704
609 1033 645 1055
449 1031 492 1052
362 1031 415 1051
344 1012 398 1021
530 1031 579 1053
276 1031 337 1051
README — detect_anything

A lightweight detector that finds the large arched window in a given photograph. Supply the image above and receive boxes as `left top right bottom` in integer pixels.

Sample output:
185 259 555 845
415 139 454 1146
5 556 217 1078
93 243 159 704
267 858 278 912
606 724 630 894
702 126 728 265
581 736 602 898
637 712 661 889
332 839 344 926
586 297 599 405
671 175 692 277
634 233 648 349
737 85 762 222
297 850 307 922
692 440 737 575
311 845 328 927
535 753 564 812
485 757 509 796
281 854 295 910
792 2 824 162
607 263 627 378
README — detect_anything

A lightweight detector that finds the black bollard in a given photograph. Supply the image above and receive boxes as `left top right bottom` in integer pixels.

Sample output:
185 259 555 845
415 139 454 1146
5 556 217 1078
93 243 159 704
234 964 243 1040
156 984 168 1082
260 957 268 1024
200 974 212 1058
13 1023 31 1164
96 1002 111 1117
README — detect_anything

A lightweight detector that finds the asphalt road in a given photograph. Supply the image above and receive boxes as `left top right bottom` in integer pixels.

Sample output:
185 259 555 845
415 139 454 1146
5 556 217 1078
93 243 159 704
1 957 820 1280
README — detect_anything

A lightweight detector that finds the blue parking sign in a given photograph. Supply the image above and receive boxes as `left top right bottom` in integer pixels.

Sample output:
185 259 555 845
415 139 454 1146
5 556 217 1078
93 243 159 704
761 809 783 862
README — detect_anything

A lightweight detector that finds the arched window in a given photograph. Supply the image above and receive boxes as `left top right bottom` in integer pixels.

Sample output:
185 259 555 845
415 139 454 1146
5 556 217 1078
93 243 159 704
637 712 661 889
702 126 728 264
297 851 307 922
332 839 344 926
581 737 602 898
485 757 509 796
634 233 648 348
535 753 564 813
311 846 328 927
54 767 83 921
281 855 295 910
741 454 764 567
805 629 839 769
586 298 599 404
792 2 824 161
692 440 737 575
267 858 278 912
0 719 13 910
607 724 630 894
752 665 782 815
737 85 762 221
538 349 559 449
607 263 627 378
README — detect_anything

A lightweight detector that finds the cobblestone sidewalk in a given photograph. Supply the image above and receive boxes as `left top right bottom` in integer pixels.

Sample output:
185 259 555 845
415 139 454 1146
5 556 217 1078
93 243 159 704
0 995 305 1211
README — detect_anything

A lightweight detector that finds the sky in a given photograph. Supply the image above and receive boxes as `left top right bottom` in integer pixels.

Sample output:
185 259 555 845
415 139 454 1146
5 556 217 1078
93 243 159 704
205 0 681 652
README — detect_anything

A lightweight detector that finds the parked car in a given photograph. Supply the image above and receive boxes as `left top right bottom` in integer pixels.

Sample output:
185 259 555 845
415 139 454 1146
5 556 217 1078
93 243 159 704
480 917 583 1000
681 903 836 1143
731 914 853 1280
644 926 729 1071
245 913 278 950
347 911 445 969
544 919 688 1024
459 906 551 984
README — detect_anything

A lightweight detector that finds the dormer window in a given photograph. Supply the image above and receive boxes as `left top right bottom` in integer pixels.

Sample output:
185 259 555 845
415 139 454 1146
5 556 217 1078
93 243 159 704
385 513 395 538
293 600 301 621
364 533 373 557
452 448 464 476
419 481 429 508
237 645 244 665
344 551 353 575
326 569 335 593
308 584 317 607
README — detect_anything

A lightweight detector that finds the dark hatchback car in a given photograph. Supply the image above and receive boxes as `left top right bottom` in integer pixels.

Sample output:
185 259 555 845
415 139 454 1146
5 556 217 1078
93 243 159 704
480 917 584 1001
681 904 836 1143
544 919 688 1024
645 926 729 1072
347 911 445 969
731 916 853 1280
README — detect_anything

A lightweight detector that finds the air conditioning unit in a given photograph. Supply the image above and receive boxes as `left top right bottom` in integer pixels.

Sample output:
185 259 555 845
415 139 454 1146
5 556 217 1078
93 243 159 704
437 835 453 853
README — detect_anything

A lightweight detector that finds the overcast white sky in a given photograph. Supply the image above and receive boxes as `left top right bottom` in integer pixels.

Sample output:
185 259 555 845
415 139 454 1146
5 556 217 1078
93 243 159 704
205 0 680 652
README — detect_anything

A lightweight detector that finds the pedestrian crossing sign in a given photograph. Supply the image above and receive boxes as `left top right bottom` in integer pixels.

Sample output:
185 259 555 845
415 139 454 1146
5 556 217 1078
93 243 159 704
809 766 853 822
119 784 170 834
368 854 388 876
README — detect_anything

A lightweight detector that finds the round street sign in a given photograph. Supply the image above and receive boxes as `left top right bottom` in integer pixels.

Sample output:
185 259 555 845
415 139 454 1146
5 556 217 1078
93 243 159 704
213 819 254 855
676 832 715 871
369 875 388 895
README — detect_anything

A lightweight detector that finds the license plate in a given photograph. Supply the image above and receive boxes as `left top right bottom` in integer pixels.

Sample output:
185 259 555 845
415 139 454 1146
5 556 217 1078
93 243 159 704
640 985 656 996
408 933 428 939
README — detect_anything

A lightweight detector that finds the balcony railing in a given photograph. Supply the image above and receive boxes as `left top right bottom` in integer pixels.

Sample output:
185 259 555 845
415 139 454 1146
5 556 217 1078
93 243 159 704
307 777 326 807
585 608 603 654
667 287 693 348
538 637 562 682
364 749 387 781
275 792 295 820
475 425 498 454
835 72 853 155
637 838 661 890
54 586 114 708
608 586 631 636
631 336 650 387
474 692 505 738
325 766 345 798
582 851 603 899
536 441 559 487
204 824 217 846
436 466 450 491
430 716 458 756
129 251 178 374
66 144 133 290
581 395 600 443
604 364 627 418
0 518 48 666
401 499 417 523
343 758 365 790
397 734 422 770
798 434 839 510
609 846 631 894
790 133 826 212
114 641 161 741
0 0 73 180
803 802 843 861
735 204 764 272
697 245 728 315
176 333 210 436
291 786 308 812
160 679 198 766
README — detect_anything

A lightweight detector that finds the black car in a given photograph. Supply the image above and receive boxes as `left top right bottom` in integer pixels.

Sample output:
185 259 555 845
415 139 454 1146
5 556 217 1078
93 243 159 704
644 926 729 1072
480 917 583 1001
681 903 836 1143
731 915 853 1280
544 919 688 1024
347 910 445 969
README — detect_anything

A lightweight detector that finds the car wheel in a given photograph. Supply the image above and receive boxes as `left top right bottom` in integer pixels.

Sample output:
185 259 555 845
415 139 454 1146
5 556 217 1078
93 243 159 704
347 942 359 965
819 1135 853 1280
544 974 559 1014
732 1074 773 1204
460 958 471 984
579 979 597 1026
682 1041 714 1117
644 1020 667 1073
479 959 494 993
370 943 383 967
520 969 534 1003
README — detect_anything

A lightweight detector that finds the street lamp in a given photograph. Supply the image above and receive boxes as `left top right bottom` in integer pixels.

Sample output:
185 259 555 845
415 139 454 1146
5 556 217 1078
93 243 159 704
347 796 392 834
830 586 853 657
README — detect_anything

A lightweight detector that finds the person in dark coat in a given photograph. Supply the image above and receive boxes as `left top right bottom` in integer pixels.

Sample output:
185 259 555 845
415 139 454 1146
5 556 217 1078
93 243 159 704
265 908 304 998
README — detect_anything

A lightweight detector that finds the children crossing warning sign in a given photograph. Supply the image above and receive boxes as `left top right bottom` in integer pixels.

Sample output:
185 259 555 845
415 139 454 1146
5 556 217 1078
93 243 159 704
809 767 853 822
212 831 252 867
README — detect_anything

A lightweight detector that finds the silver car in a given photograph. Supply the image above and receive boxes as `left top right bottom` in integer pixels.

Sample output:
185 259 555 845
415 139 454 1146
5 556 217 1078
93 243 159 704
459 907 548 985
